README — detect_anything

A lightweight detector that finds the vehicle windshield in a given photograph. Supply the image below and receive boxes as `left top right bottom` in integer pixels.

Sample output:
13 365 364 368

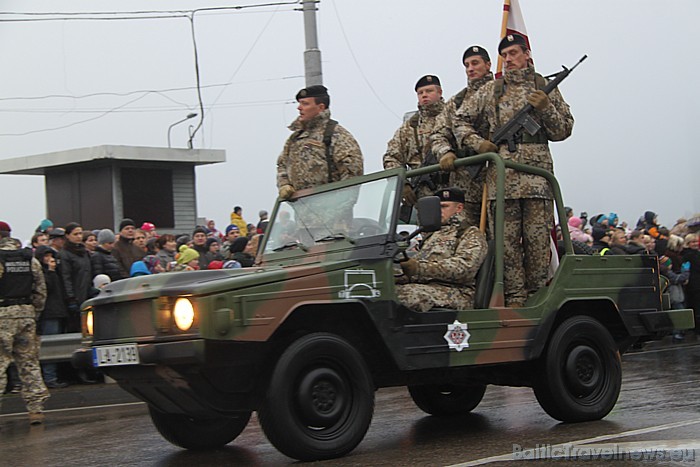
264 176 399 254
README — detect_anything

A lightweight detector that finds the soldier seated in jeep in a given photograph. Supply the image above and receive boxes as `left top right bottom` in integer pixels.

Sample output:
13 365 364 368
396 187 487 312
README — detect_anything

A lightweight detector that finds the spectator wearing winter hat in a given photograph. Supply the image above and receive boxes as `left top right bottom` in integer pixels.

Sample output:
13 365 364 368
130 260 151 277
93 274 111 289
222 225 240 259
206 219 224 240
91 229 125 282
229 236 253 267
590 227 614 255
173 244 200 272
112 218 146 277
48 227 66 252
202 237 224 269
176 234 192 251
36 218 54 234
140 222 157 239
155 234 177 270
192 226 209 267
207 260 224 270
567 216 592 244
142 255 164 274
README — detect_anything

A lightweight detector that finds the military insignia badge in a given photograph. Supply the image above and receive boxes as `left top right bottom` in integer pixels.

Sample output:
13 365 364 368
427 76 433 83
472 46 479 53
444 320 471 352
507 35 514 42
299 89 307 97
443 190 449 198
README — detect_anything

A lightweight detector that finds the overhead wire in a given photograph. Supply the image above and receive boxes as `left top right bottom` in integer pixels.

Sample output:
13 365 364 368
328 0 400 121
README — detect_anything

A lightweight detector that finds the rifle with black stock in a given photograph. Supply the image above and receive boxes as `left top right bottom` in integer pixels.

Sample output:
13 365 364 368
491 55 587 152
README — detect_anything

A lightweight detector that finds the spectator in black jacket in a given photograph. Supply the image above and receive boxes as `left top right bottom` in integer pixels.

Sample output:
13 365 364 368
91 229 124 282
35 246 69 388
112 218 146 278
59 223 92 332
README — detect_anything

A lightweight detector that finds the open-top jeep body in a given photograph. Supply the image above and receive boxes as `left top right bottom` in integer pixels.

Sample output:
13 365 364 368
73 155 694 461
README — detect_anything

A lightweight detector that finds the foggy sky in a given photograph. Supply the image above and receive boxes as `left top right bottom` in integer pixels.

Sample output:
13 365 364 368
0 0 697 240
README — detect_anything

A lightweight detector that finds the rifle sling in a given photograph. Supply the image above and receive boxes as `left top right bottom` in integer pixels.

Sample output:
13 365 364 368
323 119 338 183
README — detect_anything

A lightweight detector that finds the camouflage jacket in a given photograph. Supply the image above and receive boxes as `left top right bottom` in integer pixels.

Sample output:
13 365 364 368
430 73 493 203
383 99 445 171
431 73 493 159
412 212 487 289
0 237 46 319
454 66 573 200
277 109 364 190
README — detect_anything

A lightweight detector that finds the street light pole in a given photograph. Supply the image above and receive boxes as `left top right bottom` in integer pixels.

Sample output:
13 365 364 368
301 0 322 86
167 113 198 148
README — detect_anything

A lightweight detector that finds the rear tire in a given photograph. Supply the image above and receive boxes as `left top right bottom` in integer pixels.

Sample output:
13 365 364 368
533 316 621 422
258 332 374 461
148 407 250 450
408 383 486 416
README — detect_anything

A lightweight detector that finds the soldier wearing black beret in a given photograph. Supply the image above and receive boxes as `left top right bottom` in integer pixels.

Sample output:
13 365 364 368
277 84 363 200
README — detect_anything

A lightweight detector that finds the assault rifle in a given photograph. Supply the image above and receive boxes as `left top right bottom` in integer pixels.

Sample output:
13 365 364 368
491 55 587 152
410 149 447 192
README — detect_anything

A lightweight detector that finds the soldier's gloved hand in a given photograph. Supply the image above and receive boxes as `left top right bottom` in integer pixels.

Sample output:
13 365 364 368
402 184 417 206
439 152 457 171
400 258 418 278
478 140 498 154
527 90 549 111
278 184 295 200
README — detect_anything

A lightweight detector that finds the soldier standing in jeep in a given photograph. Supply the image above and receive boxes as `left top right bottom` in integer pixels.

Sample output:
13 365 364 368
383 75 447 205
396 187 487 311
454 34 574 306
276 85 363 200
431 46 495 227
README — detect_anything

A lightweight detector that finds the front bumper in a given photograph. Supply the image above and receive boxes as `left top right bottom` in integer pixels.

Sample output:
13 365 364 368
72 339 266 417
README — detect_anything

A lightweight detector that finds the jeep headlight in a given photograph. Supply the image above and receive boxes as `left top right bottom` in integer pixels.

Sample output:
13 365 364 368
173 298 195 331
86 310 94 336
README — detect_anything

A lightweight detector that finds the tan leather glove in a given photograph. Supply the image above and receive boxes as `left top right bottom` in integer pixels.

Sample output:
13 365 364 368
527 90 550 111
402 184 417 206
478 140 498 154
400 258 418 278
278 184 295 200
439 152 457 171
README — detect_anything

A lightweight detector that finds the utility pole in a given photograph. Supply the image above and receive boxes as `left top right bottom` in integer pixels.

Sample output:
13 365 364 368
301 0 323 86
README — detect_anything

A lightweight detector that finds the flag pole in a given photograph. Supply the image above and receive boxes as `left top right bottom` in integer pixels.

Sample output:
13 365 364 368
495 0 510 78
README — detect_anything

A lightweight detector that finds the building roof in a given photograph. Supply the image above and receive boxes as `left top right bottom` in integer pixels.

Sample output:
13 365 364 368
0 145 226 175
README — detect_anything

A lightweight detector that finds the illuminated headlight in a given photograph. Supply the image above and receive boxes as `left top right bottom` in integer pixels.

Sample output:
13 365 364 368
87 311 94 336
173 298 195 331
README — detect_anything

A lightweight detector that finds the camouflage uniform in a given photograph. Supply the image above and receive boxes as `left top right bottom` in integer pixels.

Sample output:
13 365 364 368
383 100 447 199
455 66 573 305
396 212 487 312
431 73 494 227
0 237 48 414
277 109 363 191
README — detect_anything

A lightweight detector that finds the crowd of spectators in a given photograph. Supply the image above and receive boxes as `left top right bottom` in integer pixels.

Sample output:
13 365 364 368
3 207 270 391
557 208 700 340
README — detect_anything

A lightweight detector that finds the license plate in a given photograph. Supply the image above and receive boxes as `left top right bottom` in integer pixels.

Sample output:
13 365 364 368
93 344 140 367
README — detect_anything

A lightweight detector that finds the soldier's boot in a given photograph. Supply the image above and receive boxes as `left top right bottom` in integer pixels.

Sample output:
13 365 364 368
28 412 44 425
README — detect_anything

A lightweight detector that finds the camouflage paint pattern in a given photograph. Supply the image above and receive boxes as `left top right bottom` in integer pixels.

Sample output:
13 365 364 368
276 109 363 190
383 100 444 172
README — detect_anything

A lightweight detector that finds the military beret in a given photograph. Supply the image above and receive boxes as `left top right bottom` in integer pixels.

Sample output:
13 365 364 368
0 221 10 233
498 33 528 54
296 85 329 101
414 75 441 91
434 187 465 204
462 45 490 63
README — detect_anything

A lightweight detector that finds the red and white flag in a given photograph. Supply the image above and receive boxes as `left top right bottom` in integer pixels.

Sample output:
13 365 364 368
496 0 533 77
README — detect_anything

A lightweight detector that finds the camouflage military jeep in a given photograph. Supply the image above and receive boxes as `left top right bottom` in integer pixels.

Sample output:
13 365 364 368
72 154 694 462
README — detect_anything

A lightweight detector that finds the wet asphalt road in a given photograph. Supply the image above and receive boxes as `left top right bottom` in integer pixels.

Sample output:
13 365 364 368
2 338 699 466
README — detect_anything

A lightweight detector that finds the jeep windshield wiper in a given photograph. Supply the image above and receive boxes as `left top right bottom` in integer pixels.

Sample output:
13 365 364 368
272 241 309 252
314 233 355 244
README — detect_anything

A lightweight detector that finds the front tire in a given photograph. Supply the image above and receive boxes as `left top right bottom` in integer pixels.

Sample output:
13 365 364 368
148 407 251 450
408 384 486 416
533 316 621 422
258 332 375 461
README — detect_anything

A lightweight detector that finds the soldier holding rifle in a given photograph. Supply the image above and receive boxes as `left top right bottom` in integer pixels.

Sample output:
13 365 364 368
454 34 574 306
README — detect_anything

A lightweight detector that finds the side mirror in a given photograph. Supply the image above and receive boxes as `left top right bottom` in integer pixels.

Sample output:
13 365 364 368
417 196 441 233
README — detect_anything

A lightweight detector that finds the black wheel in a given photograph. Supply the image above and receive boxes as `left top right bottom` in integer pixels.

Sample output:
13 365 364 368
533 315 621 422
408 383 487 416
148 407 250 450
258 332 375 461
